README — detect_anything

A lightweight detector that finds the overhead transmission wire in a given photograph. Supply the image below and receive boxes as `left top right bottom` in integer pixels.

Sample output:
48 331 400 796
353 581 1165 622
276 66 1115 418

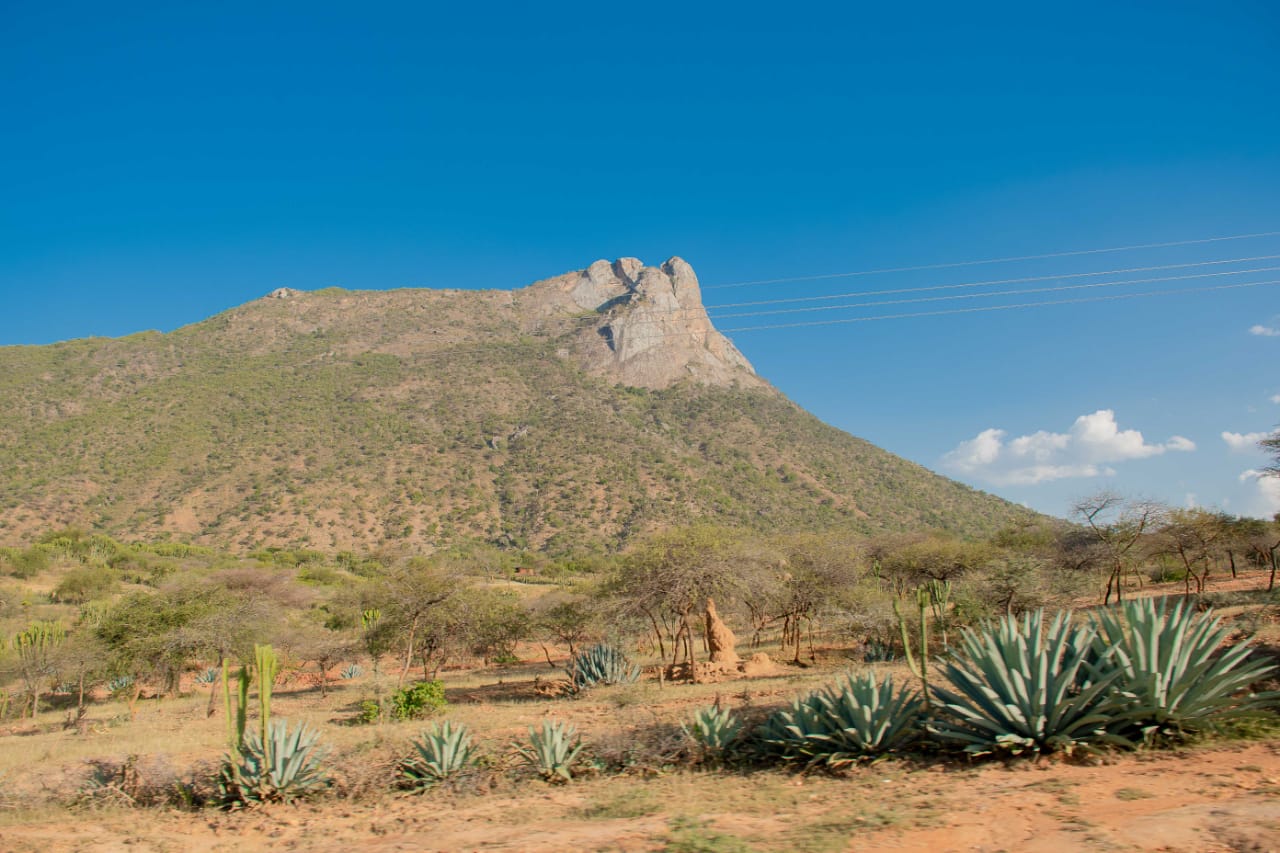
711 265 1280 320
703 229 1280 290
703 253 1280 310
718 279 1280 333
384 277 1280 359
527 253 1280 331
374 228 1280 356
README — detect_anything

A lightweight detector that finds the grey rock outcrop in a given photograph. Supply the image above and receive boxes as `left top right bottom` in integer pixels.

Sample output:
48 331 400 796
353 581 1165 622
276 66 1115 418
523 256 760 389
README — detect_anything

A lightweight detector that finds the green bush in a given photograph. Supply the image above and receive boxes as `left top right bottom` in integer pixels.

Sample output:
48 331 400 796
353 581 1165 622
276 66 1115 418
356 700 381 724
4 547 50 579
51 565 120 603
388 680 448 721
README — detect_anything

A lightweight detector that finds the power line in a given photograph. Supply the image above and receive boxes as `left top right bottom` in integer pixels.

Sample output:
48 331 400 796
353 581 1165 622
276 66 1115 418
704 230 1280 290
513 253 1280 334
719 279 1280 333
704 253 1280 310
382 277 1280 358
712 265 1280 320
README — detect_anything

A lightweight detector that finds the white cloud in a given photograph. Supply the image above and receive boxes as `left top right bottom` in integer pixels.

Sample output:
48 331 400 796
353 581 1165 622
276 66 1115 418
1239 469 1280 517
1271 394 1280 404
1251 324 1280 337
1222 430 1271 452
942 409 1195 486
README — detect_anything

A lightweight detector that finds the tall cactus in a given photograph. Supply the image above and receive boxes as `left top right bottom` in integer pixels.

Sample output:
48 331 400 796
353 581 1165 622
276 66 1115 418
926 580 952 647
12 620 65 718
254 644 279 766
894 587 931 708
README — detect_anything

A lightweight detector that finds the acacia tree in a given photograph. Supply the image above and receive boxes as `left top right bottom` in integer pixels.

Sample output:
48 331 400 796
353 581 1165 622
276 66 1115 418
1072 491 1164 604
364 557 459 687
1156 509 1224 596
611 526 741 670
1263 429 1280 475
768 533 861 664
533 595 601 661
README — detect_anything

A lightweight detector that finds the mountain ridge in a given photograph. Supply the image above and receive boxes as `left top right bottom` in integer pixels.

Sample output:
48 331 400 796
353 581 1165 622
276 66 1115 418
0 257 1037 554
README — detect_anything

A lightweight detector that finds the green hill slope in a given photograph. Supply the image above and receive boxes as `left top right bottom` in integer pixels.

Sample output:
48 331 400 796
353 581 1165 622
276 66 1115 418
0 260 1035 553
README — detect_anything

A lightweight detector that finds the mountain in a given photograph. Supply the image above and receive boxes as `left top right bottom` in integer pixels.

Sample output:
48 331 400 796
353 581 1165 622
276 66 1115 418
0 257 1035 554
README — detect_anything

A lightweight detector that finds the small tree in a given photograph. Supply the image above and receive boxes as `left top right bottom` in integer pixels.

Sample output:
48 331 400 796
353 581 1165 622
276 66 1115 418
1072 491 1164 604
610 526 741 672
1262 429 1279 476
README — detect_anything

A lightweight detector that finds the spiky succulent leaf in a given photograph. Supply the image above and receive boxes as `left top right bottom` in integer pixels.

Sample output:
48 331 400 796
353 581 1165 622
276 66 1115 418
1091 597 1277 733
683 705 744 757
402 720 476 789
217 719 330 806
512 719 585 782
811 672 924 764
929 610 1131 756
569 643 640 691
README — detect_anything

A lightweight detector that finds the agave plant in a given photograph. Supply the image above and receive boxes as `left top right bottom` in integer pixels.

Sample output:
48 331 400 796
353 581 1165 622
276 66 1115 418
748 673 922 766
683 705 744 761
928 610 1130 756
339 663 363 680
811 672 923 764
569 643 640 692
107 675 135 696
749 692 831 764
217 719 330 806
512 719 585 782
193 667 219 685
1091 597 1277 735
861 638 898 663
401 720 477 789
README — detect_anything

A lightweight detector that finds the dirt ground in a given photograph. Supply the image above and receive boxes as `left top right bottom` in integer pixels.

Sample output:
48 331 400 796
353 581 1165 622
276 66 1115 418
4 571 1280 852
3 739 1279 852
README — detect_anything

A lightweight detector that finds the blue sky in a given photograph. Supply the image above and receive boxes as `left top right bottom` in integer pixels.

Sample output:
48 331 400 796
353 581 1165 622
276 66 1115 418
2 1 1278 520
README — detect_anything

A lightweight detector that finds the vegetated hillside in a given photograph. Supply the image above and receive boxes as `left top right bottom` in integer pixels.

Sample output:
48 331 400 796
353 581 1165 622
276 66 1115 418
0 258 1036 554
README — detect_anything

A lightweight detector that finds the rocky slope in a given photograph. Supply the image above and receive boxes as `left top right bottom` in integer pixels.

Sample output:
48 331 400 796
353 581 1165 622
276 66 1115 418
0 257 1035 553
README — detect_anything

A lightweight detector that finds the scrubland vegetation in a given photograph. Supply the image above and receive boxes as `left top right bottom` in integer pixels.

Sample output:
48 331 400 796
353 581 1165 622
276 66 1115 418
1 497 1278 850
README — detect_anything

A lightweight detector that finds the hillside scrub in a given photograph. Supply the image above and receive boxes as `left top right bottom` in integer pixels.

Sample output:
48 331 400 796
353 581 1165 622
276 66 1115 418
0 517 1274 804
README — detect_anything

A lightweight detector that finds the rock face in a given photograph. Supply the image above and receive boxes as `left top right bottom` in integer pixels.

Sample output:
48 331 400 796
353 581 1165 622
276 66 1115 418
522 257 761 389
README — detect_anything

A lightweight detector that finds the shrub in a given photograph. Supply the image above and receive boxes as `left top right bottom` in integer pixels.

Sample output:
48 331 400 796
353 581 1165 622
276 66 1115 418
401 720 477 789
51 565 119 603
1091 597 1277 737
217 719 330 806
3 547 49 579
513 719 585 782
388 680 447 721
569 643 640 692
928 610 1129 756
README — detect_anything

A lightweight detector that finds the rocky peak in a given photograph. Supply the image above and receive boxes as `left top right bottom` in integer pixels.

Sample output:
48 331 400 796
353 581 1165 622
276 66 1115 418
524 256 761 390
